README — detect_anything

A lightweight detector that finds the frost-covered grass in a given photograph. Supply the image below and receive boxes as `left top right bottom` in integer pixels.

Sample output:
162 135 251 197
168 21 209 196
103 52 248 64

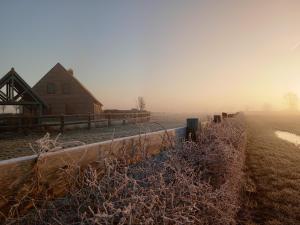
0 115 187 161
5 116 246 225
241 113 300 225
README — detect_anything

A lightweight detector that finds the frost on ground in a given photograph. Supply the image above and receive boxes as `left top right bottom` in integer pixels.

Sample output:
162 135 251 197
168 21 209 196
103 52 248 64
6 117 246 225
0 115 187 161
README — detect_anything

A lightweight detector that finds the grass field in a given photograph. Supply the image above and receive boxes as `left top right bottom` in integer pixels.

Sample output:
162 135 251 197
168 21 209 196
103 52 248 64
242 113 300 225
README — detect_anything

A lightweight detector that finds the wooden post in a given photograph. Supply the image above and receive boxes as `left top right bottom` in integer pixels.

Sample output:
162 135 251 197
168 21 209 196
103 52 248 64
186 118 199 142
122 119 126 125
108 114 111 127
37 104 42 125
18 117 22 133
88 113 91 129
60 114 65 133
213 115 221 123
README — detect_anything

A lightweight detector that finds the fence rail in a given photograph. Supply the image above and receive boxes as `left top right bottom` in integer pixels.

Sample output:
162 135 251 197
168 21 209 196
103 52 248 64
0 112 151 132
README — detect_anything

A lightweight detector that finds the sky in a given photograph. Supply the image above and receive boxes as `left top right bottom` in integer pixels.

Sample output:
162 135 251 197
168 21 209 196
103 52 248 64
1 0 300 113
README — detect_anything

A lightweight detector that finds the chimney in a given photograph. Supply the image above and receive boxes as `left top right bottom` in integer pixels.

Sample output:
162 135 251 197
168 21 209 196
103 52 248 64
67 68 74 76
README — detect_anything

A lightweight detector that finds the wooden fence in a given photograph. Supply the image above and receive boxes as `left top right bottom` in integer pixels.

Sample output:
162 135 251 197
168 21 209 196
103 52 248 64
0 112 151 132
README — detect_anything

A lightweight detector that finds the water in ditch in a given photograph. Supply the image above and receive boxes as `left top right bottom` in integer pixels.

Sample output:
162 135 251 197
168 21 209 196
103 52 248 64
275 130 300 147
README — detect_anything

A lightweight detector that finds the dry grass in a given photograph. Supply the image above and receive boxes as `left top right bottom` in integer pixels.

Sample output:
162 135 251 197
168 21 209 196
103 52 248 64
240 113 300 225
4 117 246 225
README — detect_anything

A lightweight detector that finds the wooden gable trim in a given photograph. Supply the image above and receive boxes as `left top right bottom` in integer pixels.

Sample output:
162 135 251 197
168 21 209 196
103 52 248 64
0 68 47 107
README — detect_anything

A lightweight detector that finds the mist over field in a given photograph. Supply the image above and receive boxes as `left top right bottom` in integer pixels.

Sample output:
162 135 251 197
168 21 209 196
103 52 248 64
1 1 300 113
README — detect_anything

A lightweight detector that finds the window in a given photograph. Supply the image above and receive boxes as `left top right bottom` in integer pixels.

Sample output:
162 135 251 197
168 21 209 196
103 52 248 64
62 83 71 94
47 83 56 94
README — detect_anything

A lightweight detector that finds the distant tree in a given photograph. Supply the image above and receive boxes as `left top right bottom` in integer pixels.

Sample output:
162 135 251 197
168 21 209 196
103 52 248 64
262 103 272 111
0 105 6 113
137 97 146 111
284 92 299 111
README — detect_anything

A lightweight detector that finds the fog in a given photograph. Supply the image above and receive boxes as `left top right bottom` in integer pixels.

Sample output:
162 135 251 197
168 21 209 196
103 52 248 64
1 1 300 113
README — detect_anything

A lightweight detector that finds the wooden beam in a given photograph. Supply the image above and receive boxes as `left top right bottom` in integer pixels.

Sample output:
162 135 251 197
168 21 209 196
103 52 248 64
0 101 40 105
6 84 9 100
13 90 26 101
11 77 42 105
0 91 6 101
11 77 14 99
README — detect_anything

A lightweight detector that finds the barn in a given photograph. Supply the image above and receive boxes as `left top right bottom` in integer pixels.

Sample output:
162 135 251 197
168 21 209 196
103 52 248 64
33 63 103 115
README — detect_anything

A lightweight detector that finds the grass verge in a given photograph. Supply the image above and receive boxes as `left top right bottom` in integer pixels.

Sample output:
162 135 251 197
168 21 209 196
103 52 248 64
240 113 300 225
5 117 246 225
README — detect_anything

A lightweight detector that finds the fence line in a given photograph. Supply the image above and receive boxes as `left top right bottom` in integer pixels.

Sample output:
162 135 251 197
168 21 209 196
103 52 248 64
0 112 151 132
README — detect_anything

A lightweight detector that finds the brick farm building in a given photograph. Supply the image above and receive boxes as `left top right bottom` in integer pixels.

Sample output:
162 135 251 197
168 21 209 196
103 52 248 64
33 63 103 115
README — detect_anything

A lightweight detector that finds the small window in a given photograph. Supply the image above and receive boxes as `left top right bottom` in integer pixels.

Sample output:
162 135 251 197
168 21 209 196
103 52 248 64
47 83 56 94
62 83 71 94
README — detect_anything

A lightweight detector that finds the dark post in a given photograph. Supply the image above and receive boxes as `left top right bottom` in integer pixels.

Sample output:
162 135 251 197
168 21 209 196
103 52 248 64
222 112 228 119
122 119 126 125
186 118 199 142
60 114 65 133
108 114 112 127
18 116 22 132
213 115 221 123
88 113 91 129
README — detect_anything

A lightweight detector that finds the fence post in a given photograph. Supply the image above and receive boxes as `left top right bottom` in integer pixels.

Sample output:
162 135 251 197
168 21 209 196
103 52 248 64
213 115 221 123
60 114 65 133
88 113 91 129
108 114 111 127
18 117 22 132
186 118 199 142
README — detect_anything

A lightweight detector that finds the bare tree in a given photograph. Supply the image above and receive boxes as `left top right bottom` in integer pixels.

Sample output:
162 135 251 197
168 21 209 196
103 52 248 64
0 105 6 113
137 96 146 111
284 92 299 111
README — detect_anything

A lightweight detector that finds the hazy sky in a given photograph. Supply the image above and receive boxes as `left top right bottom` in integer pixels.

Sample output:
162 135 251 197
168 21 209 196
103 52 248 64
1 0 300 113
